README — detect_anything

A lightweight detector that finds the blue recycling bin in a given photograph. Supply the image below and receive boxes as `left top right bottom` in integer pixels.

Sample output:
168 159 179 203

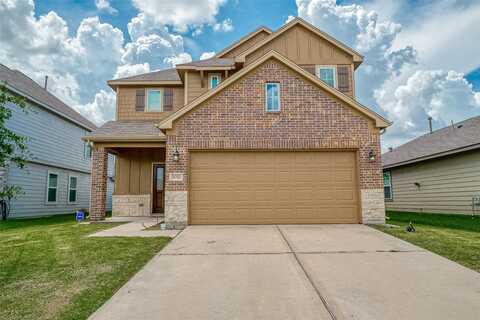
76 210 85 222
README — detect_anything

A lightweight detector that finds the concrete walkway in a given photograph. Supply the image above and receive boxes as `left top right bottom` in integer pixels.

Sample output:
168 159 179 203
88 217 180 238
89 225 480 320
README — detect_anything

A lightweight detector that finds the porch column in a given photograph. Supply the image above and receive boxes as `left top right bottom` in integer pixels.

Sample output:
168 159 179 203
89 146 108 221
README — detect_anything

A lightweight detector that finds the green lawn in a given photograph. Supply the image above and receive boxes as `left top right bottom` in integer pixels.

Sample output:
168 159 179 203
0 215 171 320
374 211 480 272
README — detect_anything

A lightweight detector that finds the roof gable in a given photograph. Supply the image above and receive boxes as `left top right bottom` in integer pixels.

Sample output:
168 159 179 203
383 116 480 168
236 18 363 68
158 50 390 129
107 68 182 89
0 64 96 131
215 27 272 58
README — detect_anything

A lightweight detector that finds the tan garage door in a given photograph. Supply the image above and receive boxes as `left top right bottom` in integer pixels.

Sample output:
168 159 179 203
189 151 359 225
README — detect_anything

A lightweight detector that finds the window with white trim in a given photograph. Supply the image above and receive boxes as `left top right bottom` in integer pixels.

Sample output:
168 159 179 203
46 172 58 203
265 82 280 112
384 171 392 200
316 65 337 88
209 74 221 89
84 141 92 159
146 89 163 112
68 176 78 203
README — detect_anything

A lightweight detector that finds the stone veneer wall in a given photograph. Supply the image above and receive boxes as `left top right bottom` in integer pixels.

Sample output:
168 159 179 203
164 59 385 228
361 189 386 224
112 194 151 216
164 191 188 229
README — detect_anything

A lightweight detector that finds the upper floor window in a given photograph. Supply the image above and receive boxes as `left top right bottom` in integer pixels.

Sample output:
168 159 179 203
316 65 337 88
84 141 92 159
384 171 392 200
265 82 280 112
209 74 221 89
146 89 163 112
46 172 58 203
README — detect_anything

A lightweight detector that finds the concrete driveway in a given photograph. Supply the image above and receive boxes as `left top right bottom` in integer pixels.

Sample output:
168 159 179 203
89 225 480 320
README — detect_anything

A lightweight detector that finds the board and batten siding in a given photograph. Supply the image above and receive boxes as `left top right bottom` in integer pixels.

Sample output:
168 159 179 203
385 150 480 215
4 100 114 217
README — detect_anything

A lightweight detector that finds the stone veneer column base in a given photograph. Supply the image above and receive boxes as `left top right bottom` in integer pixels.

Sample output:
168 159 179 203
165 191 188 229
361 189 386 224
112 195 151 216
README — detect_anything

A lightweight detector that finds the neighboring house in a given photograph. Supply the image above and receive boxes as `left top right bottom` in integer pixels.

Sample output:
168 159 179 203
85 18 390 228
382 116 480 215
0 64 114 218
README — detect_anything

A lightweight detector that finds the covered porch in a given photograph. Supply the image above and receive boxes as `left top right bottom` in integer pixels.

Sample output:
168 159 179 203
84 121 167 221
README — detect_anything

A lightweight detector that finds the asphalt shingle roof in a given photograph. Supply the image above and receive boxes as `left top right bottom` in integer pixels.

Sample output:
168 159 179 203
382 116 480 168
0 64 96 130
110 68 180 82
177 57 235 68
85 120 166 141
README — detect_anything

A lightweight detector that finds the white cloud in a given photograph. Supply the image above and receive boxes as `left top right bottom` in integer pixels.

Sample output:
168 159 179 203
163 52 192 66
131 0 228 33
95 0 117 15
286 15 296 23
78 90 116 124
114 63 151 79
296 0 480 149
200 51 215 60
213 18 233 32
0 0 196 125
375 68 480 146
392 2 480 74
123 13 192 70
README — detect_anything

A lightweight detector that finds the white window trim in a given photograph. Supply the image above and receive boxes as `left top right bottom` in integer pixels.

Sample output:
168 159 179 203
265 82 281 112
84 141 92 160
384 171 393 200
316 65 337 88
46 171 59 204
146 88 163 112
209 73 222 89
68 175 78 204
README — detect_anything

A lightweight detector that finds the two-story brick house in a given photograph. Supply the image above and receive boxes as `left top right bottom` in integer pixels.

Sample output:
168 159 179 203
85 18 390 228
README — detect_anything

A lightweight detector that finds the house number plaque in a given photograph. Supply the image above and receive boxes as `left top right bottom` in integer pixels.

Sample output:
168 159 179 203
169 172 184 182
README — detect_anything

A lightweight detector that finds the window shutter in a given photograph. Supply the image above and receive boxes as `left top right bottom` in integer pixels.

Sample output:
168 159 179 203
135 89 145 112
163 88 173 111
302 65 316 76
337 65 350 93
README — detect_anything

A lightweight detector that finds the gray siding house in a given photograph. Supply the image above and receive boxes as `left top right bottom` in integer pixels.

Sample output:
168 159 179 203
382 116 480 215
0 64 113 218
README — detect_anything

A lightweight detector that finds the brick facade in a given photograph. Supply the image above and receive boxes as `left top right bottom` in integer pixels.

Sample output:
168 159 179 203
164 59 385 227
89 147 108 221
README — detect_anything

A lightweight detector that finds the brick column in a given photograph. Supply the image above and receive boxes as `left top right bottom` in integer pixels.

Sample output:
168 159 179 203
89 146 108 221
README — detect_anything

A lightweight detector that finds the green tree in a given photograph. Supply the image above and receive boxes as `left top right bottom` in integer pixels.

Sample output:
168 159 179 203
0 82 30 220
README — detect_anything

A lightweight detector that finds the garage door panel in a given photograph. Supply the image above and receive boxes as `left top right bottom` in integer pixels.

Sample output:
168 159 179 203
190 151 359 224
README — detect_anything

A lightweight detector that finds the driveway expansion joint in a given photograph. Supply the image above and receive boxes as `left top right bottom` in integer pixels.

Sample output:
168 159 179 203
159 251 293 256
275 225 337 320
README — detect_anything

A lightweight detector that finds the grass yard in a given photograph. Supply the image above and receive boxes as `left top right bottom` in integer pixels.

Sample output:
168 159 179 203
0 215 171 320
374 211 480 272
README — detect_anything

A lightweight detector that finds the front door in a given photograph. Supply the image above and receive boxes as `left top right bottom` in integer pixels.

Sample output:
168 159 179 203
152 164 165 213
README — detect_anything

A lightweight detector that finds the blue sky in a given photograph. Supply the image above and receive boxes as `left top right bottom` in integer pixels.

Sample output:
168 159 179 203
2 0 480 148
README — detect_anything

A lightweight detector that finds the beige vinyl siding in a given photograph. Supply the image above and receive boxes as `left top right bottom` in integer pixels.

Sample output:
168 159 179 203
114 148 165 195
116 86 184 121
385 150 480 214
245 24 355 98
245 24 353 67
220 30 271 58
186 71 215 103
